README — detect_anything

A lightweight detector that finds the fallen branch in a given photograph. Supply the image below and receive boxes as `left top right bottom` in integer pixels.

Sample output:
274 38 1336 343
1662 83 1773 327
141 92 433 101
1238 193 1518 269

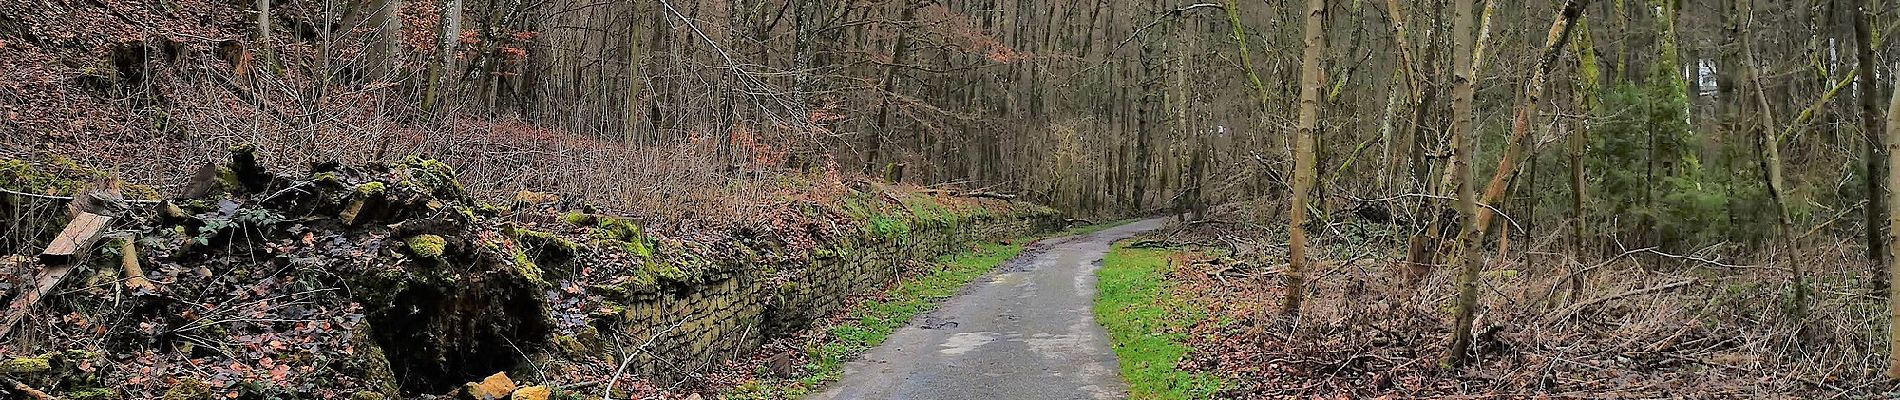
961 191 1018 200
1639 248 1757 270
2 376 52 400
118 237 155 293
1544 278 1697 324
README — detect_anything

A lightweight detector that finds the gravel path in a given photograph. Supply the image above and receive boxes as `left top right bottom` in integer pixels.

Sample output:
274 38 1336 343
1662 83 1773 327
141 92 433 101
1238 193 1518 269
808 219 1166 400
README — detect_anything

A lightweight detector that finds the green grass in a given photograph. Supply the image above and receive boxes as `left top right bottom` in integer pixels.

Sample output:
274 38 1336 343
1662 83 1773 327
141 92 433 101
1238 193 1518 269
1095 244 1224 400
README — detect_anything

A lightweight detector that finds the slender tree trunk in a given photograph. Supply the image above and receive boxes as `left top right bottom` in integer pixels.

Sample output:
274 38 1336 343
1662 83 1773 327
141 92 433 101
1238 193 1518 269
1171 20 1193 217
1858 0 1888 285
1568 14 1600 301
424 0 462 112
1283 0 1324 316
625 3 645 142
1473 0 1589 234
1444 0 1483 368
1745 31 1812 329
256 0 273 69
1882 69 1900 380
364 0 402 82
868 0 920 178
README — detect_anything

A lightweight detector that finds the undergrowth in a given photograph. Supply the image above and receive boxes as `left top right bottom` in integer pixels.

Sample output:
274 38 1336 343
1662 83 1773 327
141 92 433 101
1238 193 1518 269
1095 244 1224 400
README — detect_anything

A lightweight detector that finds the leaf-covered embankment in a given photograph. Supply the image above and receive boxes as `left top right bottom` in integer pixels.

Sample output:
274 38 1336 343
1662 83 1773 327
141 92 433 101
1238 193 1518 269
0 148 1060 399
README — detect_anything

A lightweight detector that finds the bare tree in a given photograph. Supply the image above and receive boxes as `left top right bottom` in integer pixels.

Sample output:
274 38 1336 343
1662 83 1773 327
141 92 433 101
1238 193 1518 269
1444 0 1483 368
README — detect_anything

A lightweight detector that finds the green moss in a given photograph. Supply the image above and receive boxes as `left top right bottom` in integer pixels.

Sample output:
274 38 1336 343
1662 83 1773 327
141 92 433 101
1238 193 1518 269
475 201 510 215
864 216 911 240
348 325 399 398
506 226 584 263
311 172 342 185
354 181 386 197
404 234 447 260
586 216 654 258
162 377 212 400
644 260 687 281
479 233 550 287
509 247 548 287
214 166 240 192
552 334 589 357
561 212 596 226
0 158 87 195
0 355 50 373
398 157 466 199
65 388 120 400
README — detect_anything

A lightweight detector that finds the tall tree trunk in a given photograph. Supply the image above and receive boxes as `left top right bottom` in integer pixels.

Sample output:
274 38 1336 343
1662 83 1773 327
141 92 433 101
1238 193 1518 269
1568 14 1600 301
424 0 463 112
256 0 273 69
1858 0 1888 285
1444 0 1483 368
1882 69 1900 380
1171 19 1194 217
364 0 403 83
625 3 645 142
1284 0 1324 316
1745 31 1812 330
868 0 920 178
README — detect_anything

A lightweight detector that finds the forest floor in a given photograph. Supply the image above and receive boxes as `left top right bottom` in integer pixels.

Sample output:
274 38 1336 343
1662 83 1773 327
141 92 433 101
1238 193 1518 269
1096 200 1900 399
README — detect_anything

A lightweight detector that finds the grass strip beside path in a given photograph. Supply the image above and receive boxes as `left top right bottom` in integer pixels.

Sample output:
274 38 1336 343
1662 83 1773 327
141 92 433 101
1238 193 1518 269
1095 243 1224 400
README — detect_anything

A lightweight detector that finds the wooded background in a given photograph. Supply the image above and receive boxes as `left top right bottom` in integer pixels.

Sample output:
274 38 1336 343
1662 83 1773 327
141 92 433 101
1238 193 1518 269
9 0 1893 254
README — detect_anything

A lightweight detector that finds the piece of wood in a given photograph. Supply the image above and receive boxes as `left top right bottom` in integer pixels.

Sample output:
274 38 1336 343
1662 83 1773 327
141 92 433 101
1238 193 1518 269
119 238 154 293
2 211 113 339
37 212 111 266
2 376 52 400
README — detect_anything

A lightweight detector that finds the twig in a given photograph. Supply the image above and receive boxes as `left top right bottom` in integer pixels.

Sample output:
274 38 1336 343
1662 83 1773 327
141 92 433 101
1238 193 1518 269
601 315 690 400
1639 248 1759 269
0 187 160 204
0 188 74 201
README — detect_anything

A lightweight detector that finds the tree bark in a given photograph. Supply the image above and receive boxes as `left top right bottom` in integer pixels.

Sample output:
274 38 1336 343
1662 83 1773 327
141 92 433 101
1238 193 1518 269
1882 64 1900 380
1444 0 1483 368
868 0 920 178
1745 25 1812 328
1858 0 1888 284
424 0 463 112
1568 14 1600 301
1284 0 1324 316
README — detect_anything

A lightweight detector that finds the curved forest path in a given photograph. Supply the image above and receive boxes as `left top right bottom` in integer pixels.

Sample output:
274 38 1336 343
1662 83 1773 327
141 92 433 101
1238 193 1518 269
809 218 1165 400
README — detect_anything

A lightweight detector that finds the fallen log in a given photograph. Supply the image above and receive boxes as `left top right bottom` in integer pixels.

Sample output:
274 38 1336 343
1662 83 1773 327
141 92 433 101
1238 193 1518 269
961 191 1018 200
